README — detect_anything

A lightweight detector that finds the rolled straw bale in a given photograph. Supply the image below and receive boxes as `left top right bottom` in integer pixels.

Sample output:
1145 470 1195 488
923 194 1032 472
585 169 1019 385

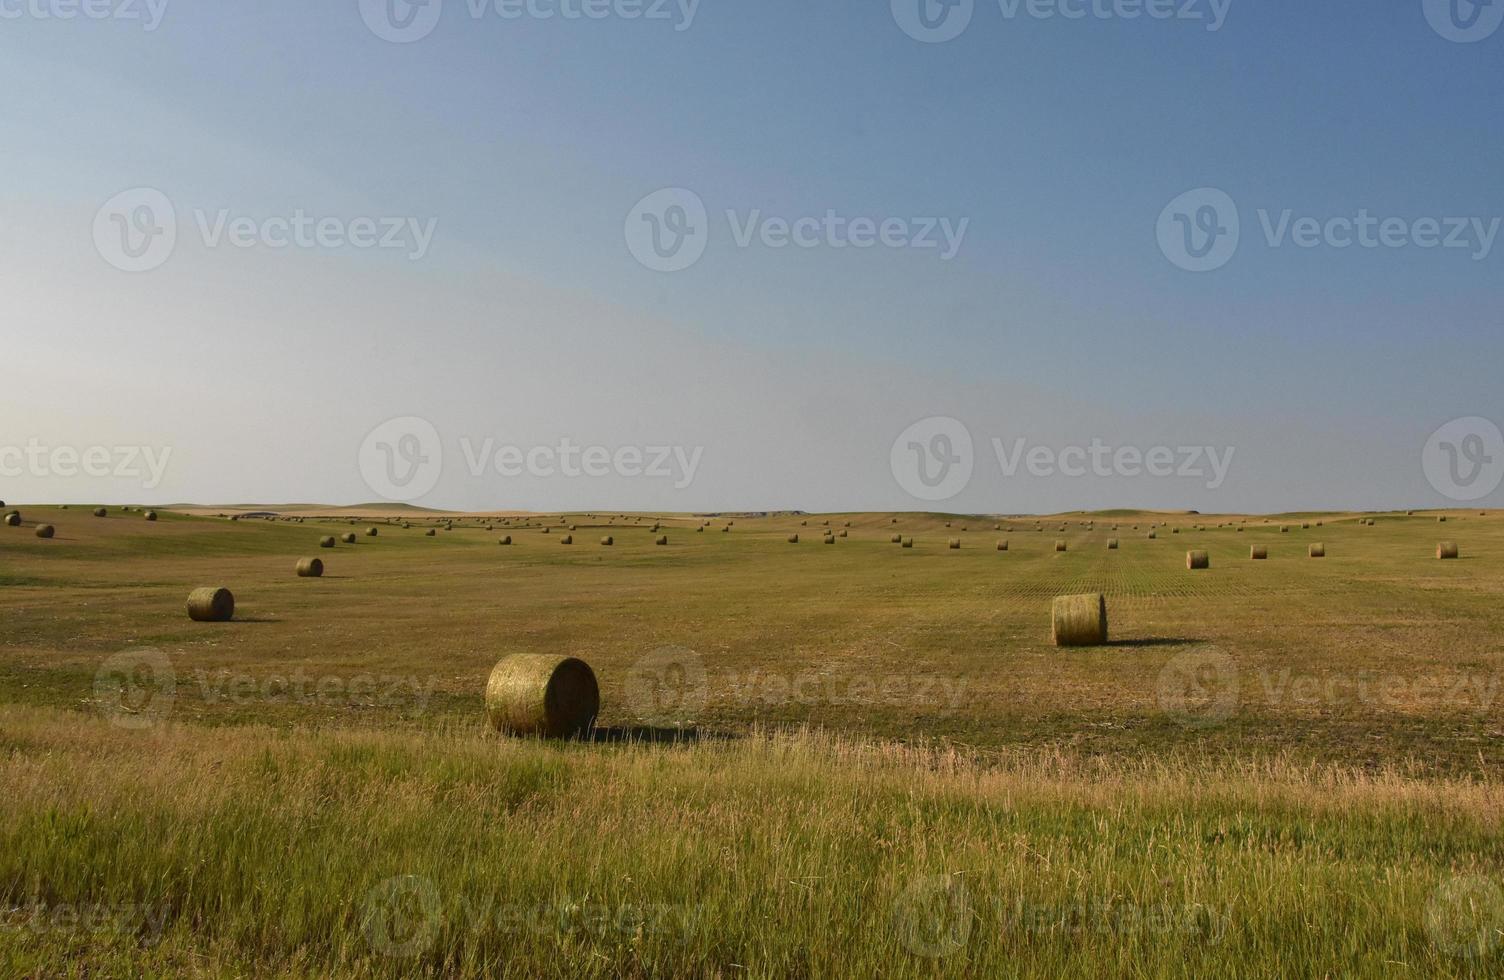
295 558 324 577
1051 593 1107 647
186 587 234 622
485 654 599 738
1186 550 1210 570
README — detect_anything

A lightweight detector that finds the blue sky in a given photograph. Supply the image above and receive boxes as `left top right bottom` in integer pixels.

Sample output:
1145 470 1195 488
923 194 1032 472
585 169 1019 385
2 0 1501 512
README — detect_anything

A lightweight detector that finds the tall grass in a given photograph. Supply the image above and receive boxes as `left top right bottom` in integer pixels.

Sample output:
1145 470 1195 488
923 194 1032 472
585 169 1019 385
3 705 1501 977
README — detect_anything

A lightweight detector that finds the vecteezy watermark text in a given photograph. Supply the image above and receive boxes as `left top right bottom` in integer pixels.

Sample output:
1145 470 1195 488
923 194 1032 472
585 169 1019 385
1157 187 1501 272
359 0 700 43
93 187 438 272
891 0 1231 44
0 440 172 489
0 0 168 30
625 188 969 272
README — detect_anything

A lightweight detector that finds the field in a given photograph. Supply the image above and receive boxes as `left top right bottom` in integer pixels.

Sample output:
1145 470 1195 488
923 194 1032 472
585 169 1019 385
3 506 1503 976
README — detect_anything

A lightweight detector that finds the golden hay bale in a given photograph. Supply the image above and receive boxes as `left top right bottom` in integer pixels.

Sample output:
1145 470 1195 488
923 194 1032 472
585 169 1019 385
366 527 378 537
295 557 324 577
1309 543 1325 558
788 534 800 543
1301 522 1309 530
320 536 336 548
569 525 577 532
997 539 1008 551
1107 538 1119 550
485 654 599 738
1250 546 1268 560
656 535 668 545
891 534 902 543
35 525 55 539
541 527 551 534
499 535 512 545
93 507 107 518
425 529 436 537
1438 516 1447 523
145 511 158 522
902 537 914 548
1054 540 1066 552
186 587 234 622
1147 530 1157 539
1186 550 1210 570
1236 526 1244 532
838 529 848 538
341 532 357 544
948 538 960 549
1051 593 1107 647
560 534 573 545
697 526 704 533
823 534 836 544
600 536 613 546
3 512 19 527
1437 542 1459 560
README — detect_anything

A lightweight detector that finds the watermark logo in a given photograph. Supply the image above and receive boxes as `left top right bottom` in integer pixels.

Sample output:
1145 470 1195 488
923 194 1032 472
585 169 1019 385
892 0 974 43
1426 875 1504 959
1423 417 1504 502
94 648 176 730
891 416 974 502
93 187 177 273
1423 0 1504 42
459 437 704 489
1157 187 1239 272
623 645 710 722
892 874 973 958
360 0 444 42
363 875 445 957
359 416 444 502
625 188 709 272
992 437 1234 490
1157 648 1239 727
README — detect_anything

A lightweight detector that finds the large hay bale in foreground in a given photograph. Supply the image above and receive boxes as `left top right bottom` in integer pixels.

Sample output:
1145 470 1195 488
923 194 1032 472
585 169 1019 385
1438 542 1459 560
1052 593 1107 647
35 525 55 539
320 536 336 548
296 557 324 578
1309 543 1325 558
1186 550 1210 570
1054 540 1066 552
145 511 158 522
1250 546 1268 560
4 512 20 527
186 587 234 622
485 654 599 738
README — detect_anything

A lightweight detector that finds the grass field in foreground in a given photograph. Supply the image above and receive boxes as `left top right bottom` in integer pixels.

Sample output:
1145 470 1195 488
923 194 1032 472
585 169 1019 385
2 506 1503 975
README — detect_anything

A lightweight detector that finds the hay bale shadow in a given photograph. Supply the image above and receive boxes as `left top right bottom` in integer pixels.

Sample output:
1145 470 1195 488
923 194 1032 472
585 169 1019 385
1107 637 1202 649
587 725 735 745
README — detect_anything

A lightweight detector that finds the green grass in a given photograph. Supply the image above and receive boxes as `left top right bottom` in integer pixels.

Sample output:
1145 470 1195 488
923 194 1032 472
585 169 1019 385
3 506 1504 975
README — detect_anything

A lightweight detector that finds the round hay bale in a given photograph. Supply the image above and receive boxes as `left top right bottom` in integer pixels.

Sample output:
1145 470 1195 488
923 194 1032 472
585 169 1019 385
1236 526 1244 532
1107 538 1119 550
341 532 357 544
788 534 799 543
366 527 378 537
93 507 107 518
823 534 836 545
600 535 613 546
697 526 704 533
1250 546 1268 560
3 512 19 527
838 529 848 538
541 527 551 534
1438 542 1459 560
485 654 599 738
1301 522 1309 530
1172 528 1180 534
499 535 512 545
902 537 914 548
186 587 234 622
948 538 960 549
425 529 436 537
1147 530 1157 539
35 524 55 539
320 536 336 548
1438 516 1447 523
1051 593 1107 647
891 534 902 543
656 535 668 545
997 539 1008 551
569 525 577 532
1186 550 1210 570
561 534 573 545
1054 540 1066 552
296 557 324 577
145 511 158 522
1309 543 1325 558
